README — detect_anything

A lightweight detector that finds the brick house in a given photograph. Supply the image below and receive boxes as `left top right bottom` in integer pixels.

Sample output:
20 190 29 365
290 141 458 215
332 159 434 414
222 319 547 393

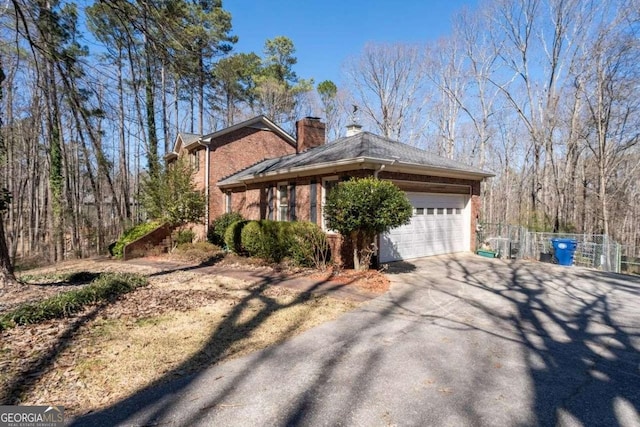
206 117 494 264
167 115 492 264
165 115 299 239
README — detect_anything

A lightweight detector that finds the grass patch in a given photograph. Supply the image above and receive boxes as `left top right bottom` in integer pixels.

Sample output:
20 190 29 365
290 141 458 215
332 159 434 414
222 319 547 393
133 315 172 327
0 273 147 331
18 271 101 285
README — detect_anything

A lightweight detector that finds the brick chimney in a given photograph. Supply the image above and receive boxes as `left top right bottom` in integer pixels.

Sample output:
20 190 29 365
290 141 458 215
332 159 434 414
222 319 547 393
296 117 326 153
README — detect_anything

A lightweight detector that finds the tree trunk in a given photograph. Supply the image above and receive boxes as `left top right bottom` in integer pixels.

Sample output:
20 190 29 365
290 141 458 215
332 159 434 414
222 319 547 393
117 49 131 221
351 231 360 271
0 55 17 286
0 215 16 287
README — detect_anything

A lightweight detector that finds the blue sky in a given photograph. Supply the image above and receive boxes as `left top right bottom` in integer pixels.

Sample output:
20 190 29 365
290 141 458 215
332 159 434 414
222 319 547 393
226 0 478 86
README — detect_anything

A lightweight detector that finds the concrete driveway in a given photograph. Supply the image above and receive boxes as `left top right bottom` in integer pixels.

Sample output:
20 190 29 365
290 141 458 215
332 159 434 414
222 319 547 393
72 254 640 426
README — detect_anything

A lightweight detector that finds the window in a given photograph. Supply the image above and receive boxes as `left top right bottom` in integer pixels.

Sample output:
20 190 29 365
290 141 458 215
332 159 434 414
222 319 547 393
427 208 435 215
414 208 424 215
190 150 199 171
447 208 454 215
455 208 462 215
225 192 232 213
310 180 317 224
438 208 445 215
322 176 339 231
277 183 288 221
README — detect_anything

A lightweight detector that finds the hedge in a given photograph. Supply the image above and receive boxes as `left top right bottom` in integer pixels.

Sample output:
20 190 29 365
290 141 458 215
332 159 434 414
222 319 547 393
224 220 248 254
241 220 290 262
208 212 244 247
238 220 329 267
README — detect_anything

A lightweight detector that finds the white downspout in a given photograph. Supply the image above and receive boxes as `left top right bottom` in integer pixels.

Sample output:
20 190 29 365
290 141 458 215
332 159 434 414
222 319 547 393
374 164 386 178
201 143 210 234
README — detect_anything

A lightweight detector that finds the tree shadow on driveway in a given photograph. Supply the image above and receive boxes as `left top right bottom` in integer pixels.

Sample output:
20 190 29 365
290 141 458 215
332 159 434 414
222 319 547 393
69 255 640 426
435 256 640 426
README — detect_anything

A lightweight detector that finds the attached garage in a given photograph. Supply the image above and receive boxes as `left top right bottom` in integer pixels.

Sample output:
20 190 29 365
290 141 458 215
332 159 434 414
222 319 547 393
217 128 493 267
379 192 470 263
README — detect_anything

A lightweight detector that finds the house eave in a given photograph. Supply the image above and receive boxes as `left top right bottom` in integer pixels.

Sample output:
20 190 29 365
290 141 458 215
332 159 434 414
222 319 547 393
384 160 494 180
217 157 493 189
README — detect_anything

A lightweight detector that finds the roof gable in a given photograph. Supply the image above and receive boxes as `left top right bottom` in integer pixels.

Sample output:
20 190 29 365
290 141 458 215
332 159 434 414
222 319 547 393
166 132 202 160
166 115 295 160
201 115 296 147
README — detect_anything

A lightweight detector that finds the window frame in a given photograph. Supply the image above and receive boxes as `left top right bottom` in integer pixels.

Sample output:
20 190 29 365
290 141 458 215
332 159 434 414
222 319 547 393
277 182 289 221
225 192 232 214
190 150 199 171
321 176 339 232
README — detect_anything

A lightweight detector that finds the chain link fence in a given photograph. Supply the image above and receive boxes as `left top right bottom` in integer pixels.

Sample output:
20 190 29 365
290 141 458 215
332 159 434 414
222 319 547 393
620 245 640 275
478 223 625 274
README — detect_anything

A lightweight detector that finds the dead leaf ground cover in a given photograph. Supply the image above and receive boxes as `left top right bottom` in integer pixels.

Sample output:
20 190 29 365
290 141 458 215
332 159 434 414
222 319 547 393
0 257 380 417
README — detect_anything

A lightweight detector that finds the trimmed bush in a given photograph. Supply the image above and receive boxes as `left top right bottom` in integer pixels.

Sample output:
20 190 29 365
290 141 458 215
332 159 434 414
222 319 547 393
240 221 265 258
221 219 330 268
241 220 291 262
324 177 412 270
208 212 245 247
224 220 248 254
112 221 163 258
0 273 148 331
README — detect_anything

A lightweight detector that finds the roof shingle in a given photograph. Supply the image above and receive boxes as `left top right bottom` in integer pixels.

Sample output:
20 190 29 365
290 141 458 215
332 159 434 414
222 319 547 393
218 132 492 186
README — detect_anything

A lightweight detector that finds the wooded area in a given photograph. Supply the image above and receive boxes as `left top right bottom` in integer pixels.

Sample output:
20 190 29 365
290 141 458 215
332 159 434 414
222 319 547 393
0 0 638 269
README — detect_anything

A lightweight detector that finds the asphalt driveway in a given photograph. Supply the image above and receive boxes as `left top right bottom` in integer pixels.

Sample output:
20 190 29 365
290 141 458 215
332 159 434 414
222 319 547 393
72 254 640 426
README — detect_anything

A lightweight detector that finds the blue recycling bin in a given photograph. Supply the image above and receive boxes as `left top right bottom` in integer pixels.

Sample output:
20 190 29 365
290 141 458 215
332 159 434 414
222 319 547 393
551 238 577 266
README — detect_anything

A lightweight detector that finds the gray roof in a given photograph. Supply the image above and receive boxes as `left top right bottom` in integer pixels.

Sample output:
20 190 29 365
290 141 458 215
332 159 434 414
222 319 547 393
218 132 493 186
180 133 202 146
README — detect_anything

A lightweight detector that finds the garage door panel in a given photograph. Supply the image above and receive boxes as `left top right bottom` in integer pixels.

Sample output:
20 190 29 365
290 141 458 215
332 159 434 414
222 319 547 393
379 193 468 262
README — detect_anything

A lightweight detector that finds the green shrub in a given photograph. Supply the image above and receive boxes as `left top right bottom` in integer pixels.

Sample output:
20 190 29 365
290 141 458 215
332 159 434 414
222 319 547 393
0 273 147 331
289 222 330 269
174 229 195 245
209 212 245 247
224 220 248 254
231 220 330 267
324 177 412 270
240 220 291 262
112 221 163 258
240 221 264 257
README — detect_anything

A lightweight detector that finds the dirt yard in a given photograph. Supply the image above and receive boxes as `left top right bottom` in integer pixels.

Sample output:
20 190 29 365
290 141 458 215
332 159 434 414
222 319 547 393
0 257 388 417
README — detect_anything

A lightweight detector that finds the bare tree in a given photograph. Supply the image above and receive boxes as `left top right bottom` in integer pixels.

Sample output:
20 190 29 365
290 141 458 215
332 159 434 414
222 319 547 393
344 43 427 144
577 2 640 236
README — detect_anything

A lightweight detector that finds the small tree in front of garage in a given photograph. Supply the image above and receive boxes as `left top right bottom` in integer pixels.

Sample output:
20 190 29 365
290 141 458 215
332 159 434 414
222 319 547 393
324 177 412 270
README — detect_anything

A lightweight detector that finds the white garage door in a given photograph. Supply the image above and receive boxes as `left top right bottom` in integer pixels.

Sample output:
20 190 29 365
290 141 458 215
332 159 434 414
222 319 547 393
379 193 469 262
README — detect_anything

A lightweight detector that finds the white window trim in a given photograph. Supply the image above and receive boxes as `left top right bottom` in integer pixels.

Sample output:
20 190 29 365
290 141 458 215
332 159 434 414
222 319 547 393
321 176 339 232
277 181 289 221
191 150 199 171
225 192 232 214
